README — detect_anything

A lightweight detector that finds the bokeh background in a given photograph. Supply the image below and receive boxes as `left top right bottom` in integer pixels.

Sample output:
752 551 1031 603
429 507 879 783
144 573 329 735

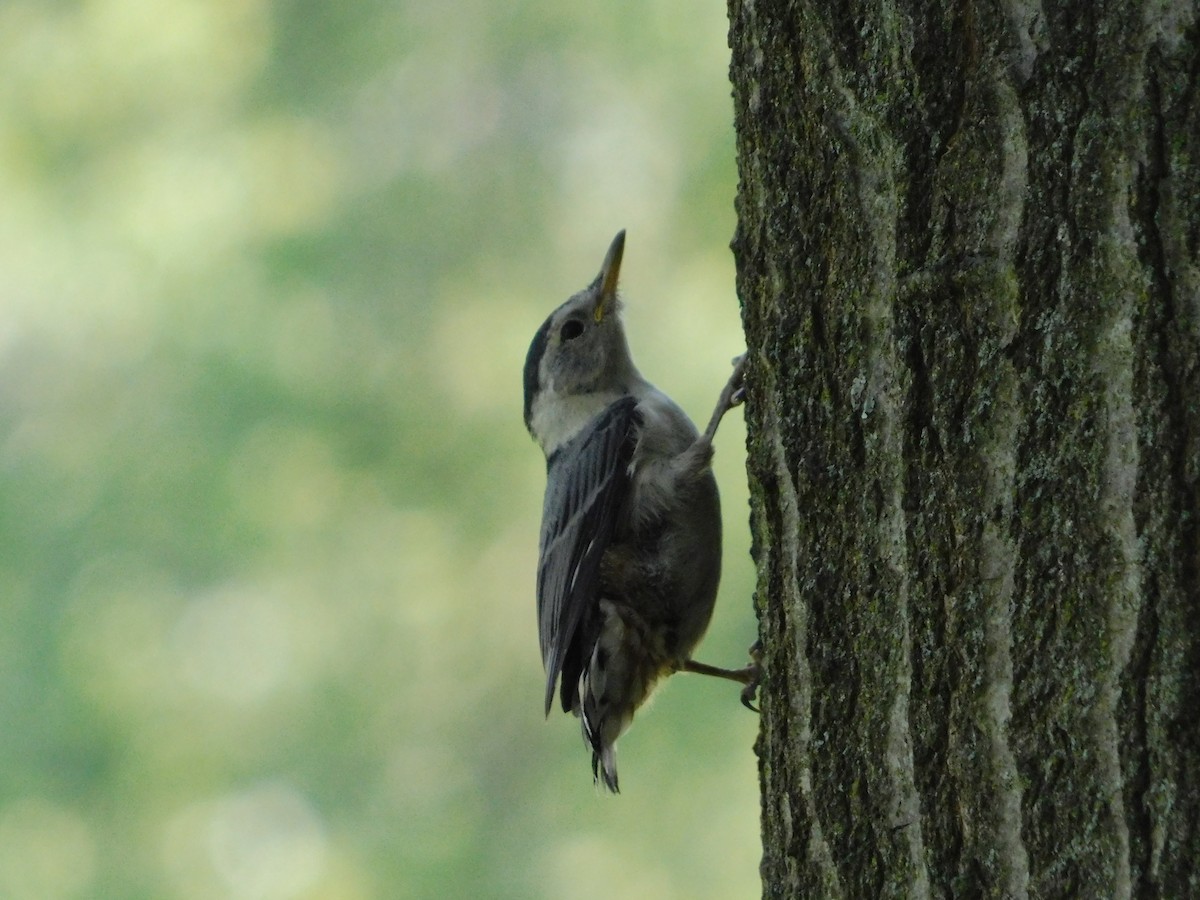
0 1 758 897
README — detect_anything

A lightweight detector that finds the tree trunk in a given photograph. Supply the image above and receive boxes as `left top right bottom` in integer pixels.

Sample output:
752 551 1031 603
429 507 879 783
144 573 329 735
728 2 1200 897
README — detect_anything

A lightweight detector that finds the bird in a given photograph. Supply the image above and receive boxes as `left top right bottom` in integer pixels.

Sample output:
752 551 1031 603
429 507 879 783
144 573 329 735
522 229 757 792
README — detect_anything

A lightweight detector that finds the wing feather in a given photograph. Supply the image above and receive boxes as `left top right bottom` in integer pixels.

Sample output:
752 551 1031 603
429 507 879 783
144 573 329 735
537 397 638 715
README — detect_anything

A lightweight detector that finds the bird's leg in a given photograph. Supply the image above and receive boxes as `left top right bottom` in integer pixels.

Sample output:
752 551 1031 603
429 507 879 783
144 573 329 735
681 659 756 683
675 355 747 479
675 355 759 709
676 355 759 709
701 354 747 442
681 639 762 711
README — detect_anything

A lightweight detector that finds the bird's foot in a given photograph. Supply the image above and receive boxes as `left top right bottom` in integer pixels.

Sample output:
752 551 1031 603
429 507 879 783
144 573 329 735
681 638 762 712
723 353 747 408
739 640 762 712
703 354 748 440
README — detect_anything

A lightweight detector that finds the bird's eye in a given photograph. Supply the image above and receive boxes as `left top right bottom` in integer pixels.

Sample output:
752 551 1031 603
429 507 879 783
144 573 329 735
560 319 585 341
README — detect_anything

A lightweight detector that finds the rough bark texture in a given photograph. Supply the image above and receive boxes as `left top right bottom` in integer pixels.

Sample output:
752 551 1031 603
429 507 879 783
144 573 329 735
728 2 1199 897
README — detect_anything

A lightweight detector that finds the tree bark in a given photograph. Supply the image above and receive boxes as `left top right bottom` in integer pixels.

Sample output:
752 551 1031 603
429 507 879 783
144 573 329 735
728 2 1200 897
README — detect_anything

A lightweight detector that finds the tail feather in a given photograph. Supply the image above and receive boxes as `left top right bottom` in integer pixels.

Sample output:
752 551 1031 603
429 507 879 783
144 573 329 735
573 599 669 793
592 744 619 793
580 697 620 792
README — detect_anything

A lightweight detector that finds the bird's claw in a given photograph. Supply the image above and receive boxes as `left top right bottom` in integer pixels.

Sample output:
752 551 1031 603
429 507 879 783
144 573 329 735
739 639 762 713
702 353 749 441
718 354 748 414
728 354 747 401
740 681 760 713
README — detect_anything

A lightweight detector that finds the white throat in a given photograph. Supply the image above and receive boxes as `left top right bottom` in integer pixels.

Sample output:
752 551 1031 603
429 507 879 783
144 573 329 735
530 388 626 457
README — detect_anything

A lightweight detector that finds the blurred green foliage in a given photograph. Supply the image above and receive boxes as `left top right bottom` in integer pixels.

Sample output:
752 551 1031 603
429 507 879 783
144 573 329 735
0 1 757 897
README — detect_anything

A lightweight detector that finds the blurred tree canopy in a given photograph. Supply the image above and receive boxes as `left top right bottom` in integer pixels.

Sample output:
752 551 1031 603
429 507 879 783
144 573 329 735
0 1 758 898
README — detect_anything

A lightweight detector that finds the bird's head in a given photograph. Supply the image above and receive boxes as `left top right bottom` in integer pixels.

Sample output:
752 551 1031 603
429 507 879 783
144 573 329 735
523 230 640 447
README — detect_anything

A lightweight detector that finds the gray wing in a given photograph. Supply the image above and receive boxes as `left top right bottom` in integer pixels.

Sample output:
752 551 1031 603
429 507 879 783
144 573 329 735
538 396 639 715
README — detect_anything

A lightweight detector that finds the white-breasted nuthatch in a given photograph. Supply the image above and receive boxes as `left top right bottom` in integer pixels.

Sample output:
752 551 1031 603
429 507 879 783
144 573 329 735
523 230 757 792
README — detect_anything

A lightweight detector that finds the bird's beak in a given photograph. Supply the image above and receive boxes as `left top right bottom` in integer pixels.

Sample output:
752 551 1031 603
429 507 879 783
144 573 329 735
594 229 625 323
